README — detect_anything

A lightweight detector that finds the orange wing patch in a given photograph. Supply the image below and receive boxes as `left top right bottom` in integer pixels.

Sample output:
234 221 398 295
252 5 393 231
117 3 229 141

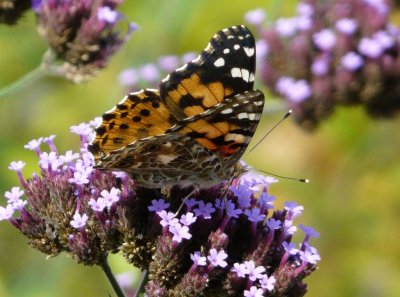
90 89 176 157
164 73 233 119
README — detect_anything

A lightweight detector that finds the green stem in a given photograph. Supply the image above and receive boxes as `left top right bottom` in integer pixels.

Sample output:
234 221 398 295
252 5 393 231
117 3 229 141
99 256 126 297
0 65 45 99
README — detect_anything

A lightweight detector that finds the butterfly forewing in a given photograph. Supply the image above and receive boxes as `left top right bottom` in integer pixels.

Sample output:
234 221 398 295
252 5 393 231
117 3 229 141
89 89 176 159
160 25 256 120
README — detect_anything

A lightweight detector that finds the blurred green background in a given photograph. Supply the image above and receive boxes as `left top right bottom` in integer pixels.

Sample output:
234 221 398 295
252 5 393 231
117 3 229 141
1 1 400 296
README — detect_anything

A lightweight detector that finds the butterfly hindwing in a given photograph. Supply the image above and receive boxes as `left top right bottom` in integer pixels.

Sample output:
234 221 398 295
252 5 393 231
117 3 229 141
168 90 265 169
160 25 256 120
94 133 224 188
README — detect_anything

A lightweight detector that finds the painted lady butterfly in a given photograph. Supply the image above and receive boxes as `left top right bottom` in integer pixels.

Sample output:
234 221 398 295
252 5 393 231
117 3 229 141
88 25 265 188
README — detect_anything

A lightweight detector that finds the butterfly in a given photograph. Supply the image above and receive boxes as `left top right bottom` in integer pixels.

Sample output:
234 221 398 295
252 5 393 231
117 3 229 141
88 25 265 188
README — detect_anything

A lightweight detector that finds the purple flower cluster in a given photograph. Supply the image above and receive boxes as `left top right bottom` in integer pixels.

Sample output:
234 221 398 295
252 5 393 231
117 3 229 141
35 0 137 83
248 0 400 129
118 52 197 91
0 0 31 25
1 123 320 295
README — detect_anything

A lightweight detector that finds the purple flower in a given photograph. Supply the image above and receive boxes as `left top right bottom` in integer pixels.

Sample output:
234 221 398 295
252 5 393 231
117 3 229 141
299 247 321 265
0 205 15 221
139 63 160 82
35 0 135 82
207 248 228 268
158 55 180 72
231 262 248 277
282 241 299 255
97 6 119 23
169 223 192 243
265 218 281 231
245 260 266 281
244 8 266 26
12 199 27 211
39 152 61 171
158 210 178 227
311 57 329 76
70 123 92 137
257 192 275 211
8 161 25 172
88 197 106 212
190 251 207 266
193 201 215 219
300 224 320 240
297 2 314 17
296 16 312 31
182 52 197 63
275 18 298 37
4 187 24 204
60 150 80 164
373 30 394 49
70 213 88 229
283 220 297 236
68 171 90 185
118 68 139 87
99 188 120 208
335 18 358 35
341 52 364 71
24 138 42 155
245 208 266 223
225 201 242 218
313 29 336 51
284 201 304 219
244 286 264 297
260 274 276 291
184 198 198 210
358 37 383 58
180 212 197 226
148 199 170 212
286 80 312 102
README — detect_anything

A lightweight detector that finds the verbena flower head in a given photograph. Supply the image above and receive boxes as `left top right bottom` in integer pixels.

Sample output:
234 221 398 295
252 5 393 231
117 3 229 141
252 0 400 129
35 0 137 83
2 123 320 295
0 0 31 25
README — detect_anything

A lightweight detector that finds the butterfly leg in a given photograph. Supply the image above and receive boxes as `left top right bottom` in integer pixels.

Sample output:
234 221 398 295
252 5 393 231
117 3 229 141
174 186 199 217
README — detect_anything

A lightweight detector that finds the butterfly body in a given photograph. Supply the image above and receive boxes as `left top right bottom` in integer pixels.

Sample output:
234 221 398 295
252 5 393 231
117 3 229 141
89 25 265 188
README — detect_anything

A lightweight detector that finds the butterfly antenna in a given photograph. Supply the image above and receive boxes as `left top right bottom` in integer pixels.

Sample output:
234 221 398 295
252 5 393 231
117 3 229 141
248 109 292 154
258 169 309 183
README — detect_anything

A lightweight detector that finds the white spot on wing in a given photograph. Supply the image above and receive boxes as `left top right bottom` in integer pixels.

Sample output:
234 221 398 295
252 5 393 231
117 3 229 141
214 57 225 67
227 35 234 39
248 113 256 120
192 55 202 64
157 154 176 164
254 100 263 106
249 73 255 82
231 67 242 78
241 69 250 82
221 108 233 114
223 48 230 54
234 44 240 50
243 47 255 57
237 113 248 119
161 74 170 82
205 43 212 52
175 64 187 72
222 28 229 33
238 36 244 40
225 133 245 143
